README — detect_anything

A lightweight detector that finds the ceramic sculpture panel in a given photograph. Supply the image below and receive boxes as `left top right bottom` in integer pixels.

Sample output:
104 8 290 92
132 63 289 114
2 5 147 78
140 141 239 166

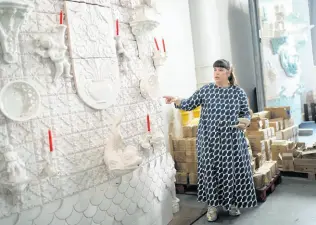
0 0 175 225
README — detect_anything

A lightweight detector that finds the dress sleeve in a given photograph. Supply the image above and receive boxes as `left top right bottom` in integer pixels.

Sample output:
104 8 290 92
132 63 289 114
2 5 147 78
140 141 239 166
175 89 202 111
239 89 251 120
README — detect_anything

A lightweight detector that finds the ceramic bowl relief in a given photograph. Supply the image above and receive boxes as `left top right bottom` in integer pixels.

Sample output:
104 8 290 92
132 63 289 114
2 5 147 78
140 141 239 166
0 80 41 121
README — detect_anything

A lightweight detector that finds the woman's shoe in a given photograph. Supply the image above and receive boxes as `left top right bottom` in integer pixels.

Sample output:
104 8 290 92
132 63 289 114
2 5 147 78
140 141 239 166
229 205 241 216
206 206 218 222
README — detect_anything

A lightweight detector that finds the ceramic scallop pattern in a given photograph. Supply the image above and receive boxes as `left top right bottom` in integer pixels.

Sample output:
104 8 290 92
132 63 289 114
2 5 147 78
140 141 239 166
2 152 175 225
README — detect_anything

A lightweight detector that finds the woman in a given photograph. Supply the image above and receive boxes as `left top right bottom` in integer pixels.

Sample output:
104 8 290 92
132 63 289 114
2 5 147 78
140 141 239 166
164 59 257 222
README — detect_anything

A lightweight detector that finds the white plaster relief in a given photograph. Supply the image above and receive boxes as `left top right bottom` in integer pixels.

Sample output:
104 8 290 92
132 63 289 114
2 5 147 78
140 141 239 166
115 35 132 73
34 25 72 83
0 0 34 63
72 57 121 110
65 1 116 58
139 74 161 100
0 80 41 122
0 144 32 205
152 48 167 68
104 113 142 177
0 0 176 223
130 2 160 37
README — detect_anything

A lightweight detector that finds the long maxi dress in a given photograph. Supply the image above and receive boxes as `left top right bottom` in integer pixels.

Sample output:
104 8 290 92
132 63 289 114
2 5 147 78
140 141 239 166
176 83 257 210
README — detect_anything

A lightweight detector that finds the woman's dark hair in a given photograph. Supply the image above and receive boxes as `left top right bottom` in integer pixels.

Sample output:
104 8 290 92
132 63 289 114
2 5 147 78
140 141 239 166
213 59 237 86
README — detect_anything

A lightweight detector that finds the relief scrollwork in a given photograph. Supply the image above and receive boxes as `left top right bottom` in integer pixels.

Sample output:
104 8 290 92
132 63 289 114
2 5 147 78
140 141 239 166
0 0 34 63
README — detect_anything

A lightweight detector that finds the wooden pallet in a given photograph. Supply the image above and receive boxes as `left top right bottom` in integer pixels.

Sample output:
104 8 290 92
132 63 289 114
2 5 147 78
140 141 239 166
175 184 198 195
279 169 316 181
256 171 282 202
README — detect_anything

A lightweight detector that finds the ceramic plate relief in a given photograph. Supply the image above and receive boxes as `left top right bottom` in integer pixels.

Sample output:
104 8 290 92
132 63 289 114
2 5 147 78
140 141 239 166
0 80 41 121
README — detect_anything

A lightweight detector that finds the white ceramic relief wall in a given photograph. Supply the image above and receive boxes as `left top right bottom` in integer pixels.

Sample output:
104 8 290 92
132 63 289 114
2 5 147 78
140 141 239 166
0 0 177 225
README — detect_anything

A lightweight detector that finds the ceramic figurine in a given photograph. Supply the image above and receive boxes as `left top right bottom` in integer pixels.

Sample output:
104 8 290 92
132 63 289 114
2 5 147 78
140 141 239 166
3 146 28 183
34 25 72 83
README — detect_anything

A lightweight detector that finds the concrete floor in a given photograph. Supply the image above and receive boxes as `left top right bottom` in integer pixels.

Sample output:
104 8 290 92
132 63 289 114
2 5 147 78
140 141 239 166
177 177 316 225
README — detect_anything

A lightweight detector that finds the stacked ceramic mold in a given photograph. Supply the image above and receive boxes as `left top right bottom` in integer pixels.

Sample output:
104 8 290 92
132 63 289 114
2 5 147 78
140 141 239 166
0 0 178 225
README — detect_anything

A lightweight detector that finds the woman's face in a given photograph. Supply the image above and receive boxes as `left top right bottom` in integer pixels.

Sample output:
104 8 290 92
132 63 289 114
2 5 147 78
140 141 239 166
213 67 229 84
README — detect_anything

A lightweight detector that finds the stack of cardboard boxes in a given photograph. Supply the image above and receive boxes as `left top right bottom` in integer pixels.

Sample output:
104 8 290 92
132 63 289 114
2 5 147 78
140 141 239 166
172 125 198 185
245 106 300 188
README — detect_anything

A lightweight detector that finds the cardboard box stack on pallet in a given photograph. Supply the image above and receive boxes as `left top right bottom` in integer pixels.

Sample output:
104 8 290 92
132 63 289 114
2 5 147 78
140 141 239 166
280 141 316 176
246 106 298 188
172 125 198 185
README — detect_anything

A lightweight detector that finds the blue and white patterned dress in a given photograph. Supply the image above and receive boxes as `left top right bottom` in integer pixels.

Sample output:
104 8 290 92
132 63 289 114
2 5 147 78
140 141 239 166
176 83 257 210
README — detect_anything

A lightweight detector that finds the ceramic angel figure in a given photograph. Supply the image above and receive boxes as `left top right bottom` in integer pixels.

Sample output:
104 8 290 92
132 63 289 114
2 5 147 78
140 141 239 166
34 25 71 83
3 146 28 183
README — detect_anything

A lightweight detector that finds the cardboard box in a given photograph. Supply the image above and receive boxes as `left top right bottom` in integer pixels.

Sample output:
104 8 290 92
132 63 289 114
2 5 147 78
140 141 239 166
281 152 294 171
174 151 186 163
269 121 279 132
253 111 271 119
248 117 263 130
247 129 269 141
254 153 265 169
186 150 197 162
249 140 265 153
264 140 272 160
182 126 193 138
192 125 198 137
261 118 270 129
284 118 294 129
189 173 198 184
176 172 188 184
187 138 196 151
174 138 187 151
253 173 264 189
265 107 291 119
269 127 275 137
251 159 256 173
186 162 198 173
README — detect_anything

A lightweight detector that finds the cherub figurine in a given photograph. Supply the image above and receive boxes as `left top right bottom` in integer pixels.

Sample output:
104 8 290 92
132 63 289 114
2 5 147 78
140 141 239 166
34 25 72 83
3 145 28 183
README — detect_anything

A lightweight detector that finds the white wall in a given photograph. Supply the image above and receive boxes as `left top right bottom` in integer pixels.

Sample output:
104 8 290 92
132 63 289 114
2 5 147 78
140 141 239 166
156 0 197 139
189 0 258 111
0 0 196 225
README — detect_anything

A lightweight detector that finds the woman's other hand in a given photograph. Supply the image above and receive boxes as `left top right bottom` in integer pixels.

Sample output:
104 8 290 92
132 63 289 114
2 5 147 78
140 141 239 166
163 96 177 104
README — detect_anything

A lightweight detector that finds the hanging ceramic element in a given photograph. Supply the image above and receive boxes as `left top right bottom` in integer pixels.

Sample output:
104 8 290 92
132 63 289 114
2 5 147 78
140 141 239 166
279 45 300 77
104 113 142 177
34 25 72 83
0 0 34 64
139 75 160 100
270 36 287 54
130 0 160 37
0 80 41 122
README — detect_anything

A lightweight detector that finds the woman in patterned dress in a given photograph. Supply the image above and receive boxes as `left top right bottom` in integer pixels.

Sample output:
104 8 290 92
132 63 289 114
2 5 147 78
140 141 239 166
164 59 257 222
